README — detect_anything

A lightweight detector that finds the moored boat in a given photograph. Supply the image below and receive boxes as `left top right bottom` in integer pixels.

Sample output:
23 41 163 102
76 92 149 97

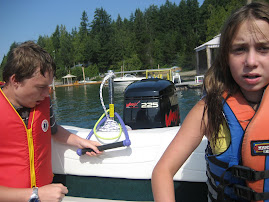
52 74 208 201
114 74 146 83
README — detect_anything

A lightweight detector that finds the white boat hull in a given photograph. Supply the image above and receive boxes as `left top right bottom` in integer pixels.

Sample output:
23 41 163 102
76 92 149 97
52 125 207 182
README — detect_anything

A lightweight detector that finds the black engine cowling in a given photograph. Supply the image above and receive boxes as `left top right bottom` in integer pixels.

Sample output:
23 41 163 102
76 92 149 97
123 78 180 129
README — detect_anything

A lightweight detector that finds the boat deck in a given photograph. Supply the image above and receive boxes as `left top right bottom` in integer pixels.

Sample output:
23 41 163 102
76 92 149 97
63 196 151 202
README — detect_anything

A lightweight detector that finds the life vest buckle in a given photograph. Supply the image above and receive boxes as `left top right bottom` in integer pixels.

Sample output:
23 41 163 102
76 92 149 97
234 184 269 201
231 165 256 181
231 165 269 181
233 184 257 201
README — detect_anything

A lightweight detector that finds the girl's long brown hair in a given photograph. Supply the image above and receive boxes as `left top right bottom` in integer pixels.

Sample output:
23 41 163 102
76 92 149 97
203 1 269 145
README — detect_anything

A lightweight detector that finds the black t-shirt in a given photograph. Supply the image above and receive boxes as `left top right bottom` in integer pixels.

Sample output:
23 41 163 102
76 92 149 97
14 99 58 134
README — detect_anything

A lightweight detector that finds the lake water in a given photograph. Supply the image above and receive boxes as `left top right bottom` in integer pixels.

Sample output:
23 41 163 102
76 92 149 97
50 83 203 129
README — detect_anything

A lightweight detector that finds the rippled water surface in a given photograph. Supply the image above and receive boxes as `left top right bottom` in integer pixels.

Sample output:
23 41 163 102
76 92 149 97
50 83 203 129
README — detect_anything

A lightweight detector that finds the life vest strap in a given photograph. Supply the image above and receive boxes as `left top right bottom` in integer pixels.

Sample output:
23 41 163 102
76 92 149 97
234 184 269 201
216 184 241 202
208 191 217 202
231 165 269 181
207 155 229 169
209 192 239 202
207 169 231 185
206 164 231 185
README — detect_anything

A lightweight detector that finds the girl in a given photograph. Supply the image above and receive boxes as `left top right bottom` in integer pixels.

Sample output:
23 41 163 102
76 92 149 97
152 1 269 202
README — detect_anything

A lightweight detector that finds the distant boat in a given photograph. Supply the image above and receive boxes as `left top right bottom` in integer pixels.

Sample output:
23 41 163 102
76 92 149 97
78 80 97 84
114 74 146 83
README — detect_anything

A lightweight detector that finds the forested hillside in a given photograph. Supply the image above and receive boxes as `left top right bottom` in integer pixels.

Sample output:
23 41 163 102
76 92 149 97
1 0 259 81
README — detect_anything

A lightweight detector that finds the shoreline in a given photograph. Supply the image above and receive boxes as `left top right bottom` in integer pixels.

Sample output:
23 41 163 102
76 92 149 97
51 70 199 89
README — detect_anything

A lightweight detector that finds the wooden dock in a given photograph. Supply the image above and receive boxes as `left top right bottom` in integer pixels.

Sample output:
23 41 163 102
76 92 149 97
50 81 102 89
51 80 202 90
175 81 203 89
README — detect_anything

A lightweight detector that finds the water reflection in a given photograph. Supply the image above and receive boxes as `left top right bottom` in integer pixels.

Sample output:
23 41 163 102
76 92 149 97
177 88 203 122
50 84 202 129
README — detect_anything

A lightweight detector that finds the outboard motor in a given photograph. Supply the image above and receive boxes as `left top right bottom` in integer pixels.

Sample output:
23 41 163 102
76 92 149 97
123 78 180 129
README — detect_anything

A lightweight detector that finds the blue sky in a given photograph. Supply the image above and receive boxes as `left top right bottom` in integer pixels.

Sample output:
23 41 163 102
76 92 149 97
0 0 204 63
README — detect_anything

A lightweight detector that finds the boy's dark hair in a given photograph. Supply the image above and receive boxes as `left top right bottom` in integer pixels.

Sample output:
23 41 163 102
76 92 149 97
3 41 56 83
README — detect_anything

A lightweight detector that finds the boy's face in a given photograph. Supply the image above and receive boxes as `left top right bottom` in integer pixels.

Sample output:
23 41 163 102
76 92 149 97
13 68 53 108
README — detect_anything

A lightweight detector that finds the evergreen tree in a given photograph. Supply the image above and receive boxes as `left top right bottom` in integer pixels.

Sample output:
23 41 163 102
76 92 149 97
73 11 90 65
0 55 7 80
51 25 61 52
205 0 244 41
37 35 54 56
90 7 113 72
0 42 18 80
59 25 74 70
2 0 256 78
109 15 125 70
133 8 149 69
144 5 160 68
80 11 89 36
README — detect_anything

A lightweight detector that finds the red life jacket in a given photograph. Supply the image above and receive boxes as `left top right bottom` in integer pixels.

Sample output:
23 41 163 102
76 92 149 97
0 89 53 188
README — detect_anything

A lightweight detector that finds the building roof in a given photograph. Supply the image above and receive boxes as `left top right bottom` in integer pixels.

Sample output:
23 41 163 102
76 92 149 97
194 34 220 52
62 74 77 79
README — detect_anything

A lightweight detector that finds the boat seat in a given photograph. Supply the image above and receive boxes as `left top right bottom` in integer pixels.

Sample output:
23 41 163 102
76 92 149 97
195 75 204 83
172 73 181 84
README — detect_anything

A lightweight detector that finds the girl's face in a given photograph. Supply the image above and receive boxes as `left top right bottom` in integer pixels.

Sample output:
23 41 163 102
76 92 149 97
229 19 269 100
